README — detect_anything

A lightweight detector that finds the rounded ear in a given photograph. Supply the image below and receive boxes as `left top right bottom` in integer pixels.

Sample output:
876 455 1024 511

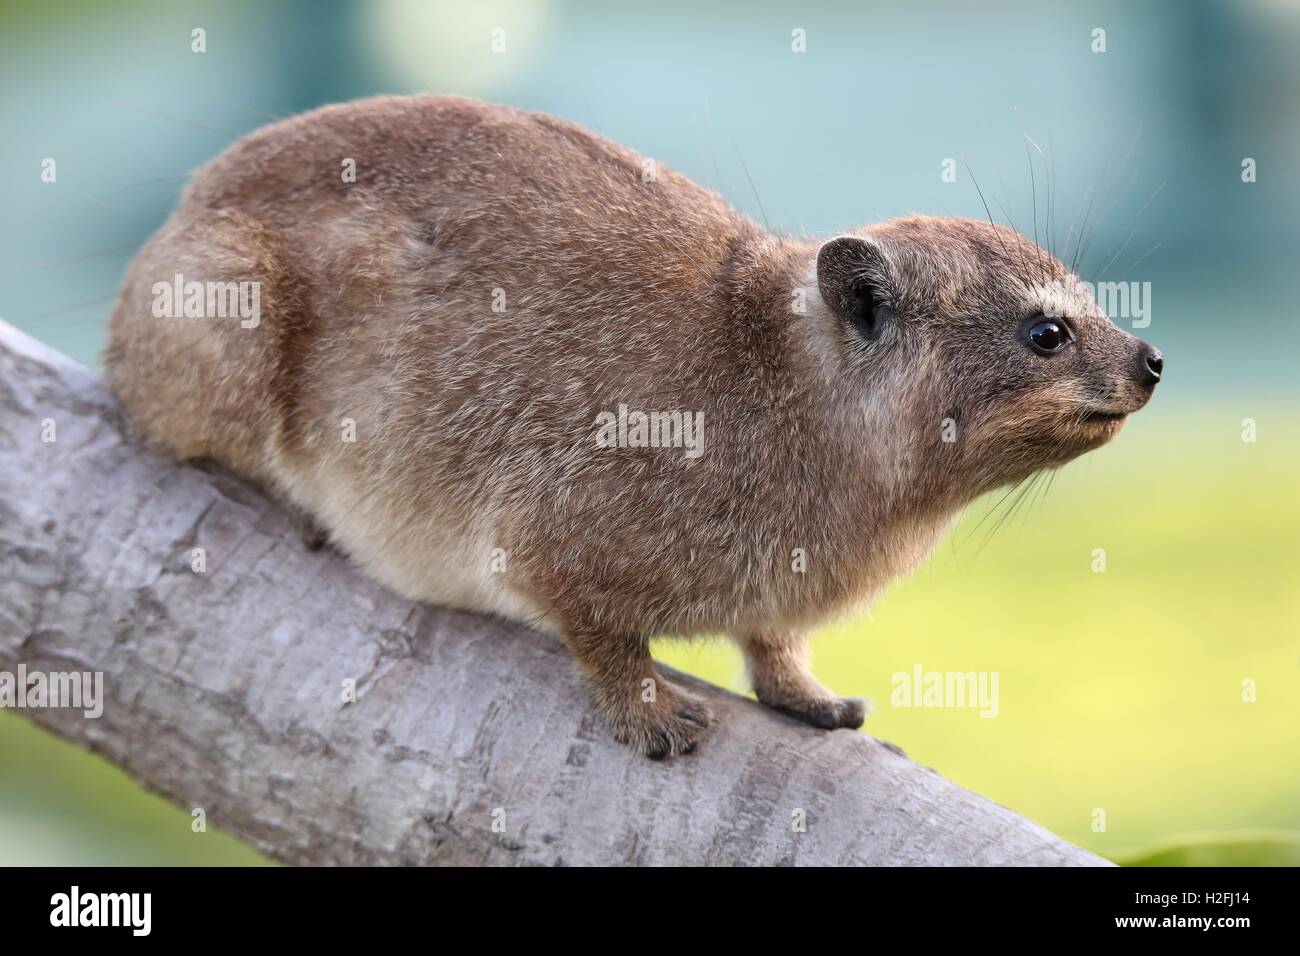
815 236 891 322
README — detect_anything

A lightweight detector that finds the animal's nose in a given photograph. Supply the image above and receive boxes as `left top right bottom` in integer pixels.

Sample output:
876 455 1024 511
1139 345 1163 386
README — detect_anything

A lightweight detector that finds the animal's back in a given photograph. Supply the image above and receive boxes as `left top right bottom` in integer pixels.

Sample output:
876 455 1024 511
104 95 772 623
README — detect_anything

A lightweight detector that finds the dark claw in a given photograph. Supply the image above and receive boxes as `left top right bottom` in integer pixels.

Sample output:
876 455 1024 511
772 696 867 731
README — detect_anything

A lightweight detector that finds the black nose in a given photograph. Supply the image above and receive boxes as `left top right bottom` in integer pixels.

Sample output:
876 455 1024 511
1140 346 1163 386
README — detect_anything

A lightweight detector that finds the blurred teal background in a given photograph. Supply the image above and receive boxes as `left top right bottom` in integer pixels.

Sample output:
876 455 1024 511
1 0 1297 865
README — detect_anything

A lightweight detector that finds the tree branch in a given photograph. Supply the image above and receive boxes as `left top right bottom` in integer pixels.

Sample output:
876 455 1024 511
0 320 1107 866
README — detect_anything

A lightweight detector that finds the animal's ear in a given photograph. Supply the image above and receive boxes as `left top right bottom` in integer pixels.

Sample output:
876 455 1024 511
816 236 892 340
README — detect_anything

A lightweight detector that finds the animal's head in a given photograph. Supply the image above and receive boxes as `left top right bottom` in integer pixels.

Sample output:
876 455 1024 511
813 214 1162 502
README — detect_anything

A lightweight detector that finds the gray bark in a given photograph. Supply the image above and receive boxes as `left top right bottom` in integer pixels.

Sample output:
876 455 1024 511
0 319 1108 866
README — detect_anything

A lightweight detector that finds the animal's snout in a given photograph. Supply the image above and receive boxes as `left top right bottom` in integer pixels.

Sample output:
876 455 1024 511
1137 344 1163 387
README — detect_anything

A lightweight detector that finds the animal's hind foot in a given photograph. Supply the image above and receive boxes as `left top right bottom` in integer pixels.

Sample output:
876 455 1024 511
605 680 713 759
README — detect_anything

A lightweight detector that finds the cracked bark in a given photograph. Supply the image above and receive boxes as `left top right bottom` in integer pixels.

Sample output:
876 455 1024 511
0 320 1109 866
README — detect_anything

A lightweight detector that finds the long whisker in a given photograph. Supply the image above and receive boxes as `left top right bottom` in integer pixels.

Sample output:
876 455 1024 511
989 192 1034 282
1095 179 1167 277
1061 184 1084 275
1118 241 1162 280
1025 139 1046 280
1006 470 1046 538
703 98 726 194
77 193 172 215
202 96 285 122
114 175 190 194
1025 132 1054 267
1047 129 1058 264
957 475 1030 551
1029 467 1056 520
975 472 1042 554
1073 125 1144 274
18 241 139 272
121 105 243 141
1069 183 1099 275
962 157 1013 263
732 139 770 231
25 292 118 322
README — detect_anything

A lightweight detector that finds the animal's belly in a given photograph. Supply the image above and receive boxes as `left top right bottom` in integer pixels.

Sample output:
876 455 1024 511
274 455 557 633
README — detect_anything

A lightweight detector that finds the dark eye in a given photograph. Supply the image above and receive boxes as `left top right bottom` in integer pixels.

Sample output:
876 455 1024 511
1026 318 1071 354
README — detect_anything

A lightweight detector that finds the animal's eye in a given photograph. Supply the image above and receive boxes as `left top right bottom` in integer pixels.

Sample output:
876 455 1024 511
1026 318 1071 354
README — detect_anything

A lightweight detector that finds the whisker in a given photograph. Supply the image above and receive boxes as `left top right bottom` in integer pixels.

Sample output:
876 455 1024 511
1024 138 1048 281
1068 183 1098 275
1118 240 1162 280
1013 109 1051 275
957 475 1029 551
1007 471 1046 537
1046 129 1058 264
203 96 285 122
976 472 1040 554
961 157 1014 264
732 139 770 231
987 191 1034 281
77 193 172 214
18 241 139 272
123 105 243 141
114 175 189 194
1072 125 1144 274
1095 179 1167 277
1023 134 1049 252
1029 467 1055 518
26 292 118 322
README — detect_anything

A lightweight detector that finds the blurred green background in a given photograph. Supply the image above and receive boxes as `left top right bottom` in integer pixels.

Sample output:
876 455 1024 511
1 0 1297 865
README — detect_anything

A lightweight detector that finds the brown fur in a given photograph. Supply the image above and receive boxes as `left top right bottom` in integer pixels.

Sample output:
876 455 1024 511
104 95 1161 757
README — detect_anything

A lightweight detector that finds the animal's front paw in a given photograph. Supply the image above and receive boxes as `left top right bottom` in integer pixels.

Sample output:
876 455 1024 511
742 632 867 733
766 694 868 731
605 683 713 759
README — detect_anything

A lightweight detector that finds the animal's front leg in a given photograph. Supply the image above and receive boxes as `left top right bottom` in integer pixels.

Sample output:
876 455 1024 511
737 629 867 730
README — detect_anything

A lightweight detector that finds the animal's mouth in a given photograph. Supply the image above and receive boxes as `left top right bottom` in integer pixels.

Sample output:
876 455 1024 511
1079 408 1129 425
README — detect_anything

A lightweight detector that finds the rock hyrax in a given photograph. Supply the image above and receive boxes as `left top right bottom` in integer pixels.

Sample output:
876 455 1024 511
105 95 1163 757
